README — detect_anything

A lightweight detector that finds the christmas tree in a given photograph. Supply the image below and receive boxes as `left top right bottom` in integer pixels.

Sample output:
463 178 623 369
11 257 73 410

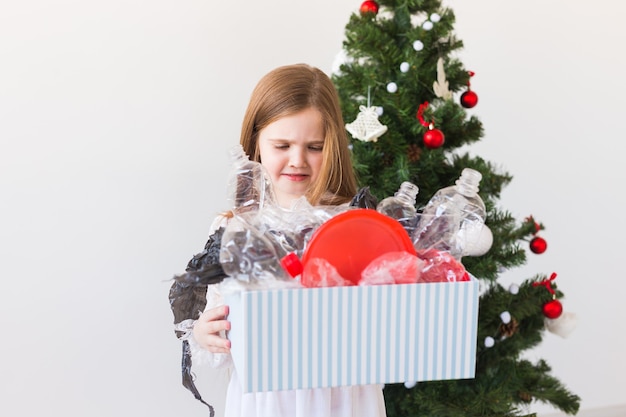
331 1 581 416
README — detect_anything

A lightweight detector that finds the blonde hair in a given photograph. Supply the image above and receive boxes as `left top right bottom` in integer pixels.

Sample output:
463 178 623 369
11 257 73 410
240 63 357 206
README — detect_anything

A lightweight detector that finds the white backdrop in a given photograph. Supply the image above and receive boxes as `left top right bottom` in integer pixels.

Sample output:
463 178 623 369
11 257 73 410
1 1 624 416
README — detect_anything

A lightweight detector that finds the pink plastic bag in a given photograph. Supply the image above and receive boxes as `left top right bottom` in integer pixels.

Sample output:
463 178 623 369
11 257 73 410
417 249 470 283
360 251 425 285
301 257 354 288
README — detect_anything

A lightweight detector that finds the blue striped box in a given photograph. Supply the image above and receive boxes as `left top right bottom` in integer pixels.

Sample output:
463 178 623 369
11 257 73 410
226 279 479 393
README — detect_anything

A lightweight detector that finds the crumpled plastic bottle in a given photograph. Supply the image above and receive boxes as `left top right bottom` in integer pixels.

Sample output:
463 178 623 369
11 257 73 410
412 168 486 260
226 144 277 212
219 145 286 283
219 210 290 283
376 181 420 236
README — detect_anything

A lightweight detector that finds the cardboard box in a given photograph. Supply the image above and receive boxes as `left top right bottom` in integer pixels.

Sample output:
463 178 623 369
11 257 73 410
226 279 479 393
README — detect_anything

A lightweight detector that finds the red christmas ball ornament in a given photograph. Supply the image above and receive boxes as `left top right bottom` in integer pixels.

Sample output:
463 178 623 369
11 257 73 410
460 90 478 108
460 71 478 108
416 102 444 149
423 128 445 149
360 0 379 15
542 299 563 319
530 236 547 254
533 273 564 320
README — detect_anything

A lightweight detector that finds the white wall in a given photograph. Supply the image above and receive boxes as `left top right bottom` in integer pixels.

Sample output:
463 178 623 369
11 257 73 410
0 1 623 416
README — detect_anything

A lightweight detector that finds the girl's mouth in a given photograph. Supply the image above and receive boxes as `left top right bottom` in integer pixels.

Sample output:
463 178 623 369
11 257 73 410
282 173 308 182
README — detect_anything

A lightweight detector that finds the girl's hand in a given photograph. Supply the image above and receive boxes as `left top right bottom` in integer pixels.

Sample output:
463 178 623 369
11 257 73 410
193 305 231 354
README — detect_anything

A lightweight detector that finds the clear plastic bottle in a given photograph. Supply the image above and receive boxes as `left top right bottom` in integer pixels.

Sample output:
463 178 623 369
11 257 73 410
377 181 420 236
227 144 277 212
377 181 419 220
413 168 486 259
219 145 288 283
219 211 291 283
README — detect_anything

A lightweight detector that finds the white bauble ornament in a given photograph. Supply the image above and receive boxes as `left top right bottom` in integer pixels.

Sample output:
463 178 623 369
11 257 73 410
484 336 495 348
400 62 410 73
375 106 384 116
500 311 512 324
404 380 417 389
458 223 493 257
413 40 424 51
545 312 578 338
422 21 434 30
430 13 441 22
509 283 520 295
386 82 398 93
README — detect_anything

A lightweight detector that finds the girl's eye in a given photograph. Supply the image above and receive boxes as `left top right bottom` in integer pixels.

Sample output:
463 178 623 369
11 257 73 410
309 145 324 152
275 144 289 149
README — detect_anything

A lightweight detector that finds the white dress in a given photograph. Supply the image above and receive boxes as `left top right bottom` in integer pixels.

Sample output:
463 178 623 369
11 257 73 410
183 215 388 417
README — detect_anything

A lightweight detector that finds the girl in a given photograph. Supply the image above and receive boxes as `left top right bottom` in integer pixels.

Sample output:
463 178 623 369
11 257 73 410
173 63 387 417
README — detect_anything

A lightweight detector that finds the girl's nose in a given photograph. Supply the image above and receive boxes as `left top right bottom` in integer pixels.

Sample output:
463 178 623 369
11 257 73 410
288 148 307 168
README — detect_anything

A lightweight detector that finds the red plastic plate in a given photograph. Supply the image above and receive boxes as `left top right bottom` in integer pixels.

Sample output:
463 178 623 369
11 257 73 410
301 209 416 284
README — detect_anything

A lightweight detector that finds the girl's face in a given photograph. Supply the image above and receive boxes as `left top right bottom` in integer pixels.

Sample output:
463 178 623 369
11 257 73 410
258 107 325 209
